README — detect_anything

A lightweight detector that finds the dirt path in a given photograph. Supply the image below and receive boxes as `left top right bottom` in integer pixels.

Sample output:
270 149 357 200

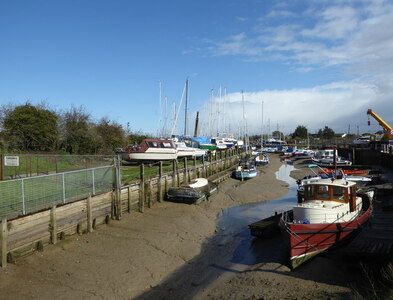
0 155 358 300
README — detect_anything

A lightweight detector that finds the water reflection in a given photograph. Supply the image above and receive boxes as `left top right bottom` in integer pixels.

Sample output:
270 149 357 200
216 163 297 265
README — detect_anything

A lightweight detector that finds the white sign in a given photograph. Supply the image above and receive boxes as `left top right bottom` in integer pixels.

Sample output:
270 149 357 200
4 156 19 167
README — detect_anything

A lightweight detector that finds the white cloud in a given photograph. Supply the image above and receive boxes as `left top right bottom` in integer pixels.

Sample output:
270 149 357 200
202 1 393 70
194 0 393 135
198 76 393 135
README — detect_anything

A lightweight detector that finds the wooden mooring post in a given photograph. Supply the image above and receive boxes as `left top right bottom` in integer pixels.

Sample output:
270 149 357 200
184 157 188 183
176 160 180 187
193 156 197 179
87 195 93 233
50 205 57 244
158 161 163 202
147 180 152 208
127 185 132 213
139 163 145 213
172 160 177 187
1 217 7 267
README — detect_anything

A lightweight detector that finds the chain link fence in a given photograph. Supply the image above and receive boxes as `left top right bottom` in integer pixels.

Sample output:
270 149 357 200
0 165 114 219
0 154 115 181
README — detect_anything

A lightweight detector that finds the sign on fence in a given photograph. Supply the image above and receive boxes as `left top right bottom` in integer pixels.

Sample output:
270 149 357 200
4 156 19 167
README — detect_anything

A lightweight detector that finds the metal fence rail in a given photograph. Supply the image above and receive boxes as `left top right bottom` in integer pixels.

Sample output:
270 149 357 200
0 166 114 219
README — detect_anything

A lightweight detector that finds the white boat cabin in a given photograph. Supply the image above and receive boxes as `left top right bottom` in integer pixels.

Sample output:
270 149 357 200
294 179 362 224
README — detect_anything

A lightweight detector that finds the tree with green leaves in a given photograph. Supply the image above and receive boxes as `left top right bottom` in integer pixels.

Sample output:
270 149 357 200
272 130 284 139
93 117 126 154
60 106 94 154
1 103 59 151
292 125 308 139
318 126 335 139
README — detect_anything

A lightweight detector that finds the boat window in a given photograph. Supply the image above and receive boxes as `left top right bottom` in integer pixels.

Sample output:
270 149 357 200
332 186 345 200
304 186 314 200
147 142 158 147
316 185 329 199
161 142 172 148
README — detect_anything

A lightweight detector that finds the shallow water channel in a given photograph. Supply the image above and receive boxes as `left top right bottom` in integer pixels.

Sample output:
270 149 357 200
137 163 300 299
215 163 298 265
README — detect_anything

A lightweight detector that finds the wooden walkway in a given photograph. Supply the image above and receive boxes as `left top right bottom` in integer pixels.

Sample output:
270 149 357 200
343 191 393 259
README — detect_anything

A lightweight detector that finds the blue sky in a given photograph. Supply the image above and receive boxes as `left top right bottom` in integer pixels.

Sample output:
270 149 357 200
1 0 393 137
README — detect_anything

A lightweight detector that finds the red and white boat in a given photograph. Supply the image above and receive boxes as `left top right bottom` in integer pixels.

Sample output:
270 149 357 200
120 139 178 161
279 178 374 269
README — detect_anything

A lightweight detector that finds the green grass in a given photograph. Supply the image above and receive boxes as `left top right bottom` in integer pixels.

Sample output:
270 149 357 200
0 166 113 218
1 154 115 180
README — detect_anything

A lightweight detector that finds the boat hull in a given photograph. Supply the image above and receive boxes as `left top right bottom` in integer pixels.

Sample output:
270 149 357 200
279 196 373 269
233 170 258 179
166 180 218 205
126 151 177 161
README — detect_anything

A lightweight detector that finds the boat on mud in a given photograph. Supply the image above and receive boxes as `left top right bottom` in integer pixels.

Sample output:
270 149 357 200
166 178 218 204
279 178 374 269
254 154 270 166
233 159 258 180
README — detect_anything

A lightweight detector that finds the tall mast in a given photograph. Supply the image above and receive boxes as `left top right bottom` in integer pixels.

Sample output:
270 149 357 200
260 100 264 147
184 78 189 136
159 81 162 137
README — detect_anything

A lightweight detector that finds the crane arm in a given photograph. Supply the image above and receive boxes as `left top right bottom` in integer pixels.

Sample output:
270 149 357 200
367 109 393 131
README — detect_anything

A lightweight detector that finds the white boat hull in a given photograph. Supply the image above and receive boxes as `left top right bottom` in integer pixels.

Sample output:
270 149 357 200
127 149 177 161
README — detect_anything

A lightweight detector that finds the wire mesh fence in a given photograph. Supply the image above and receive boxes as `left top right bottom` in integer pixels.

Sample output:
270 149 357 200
0 154 115 181
0 165 114 219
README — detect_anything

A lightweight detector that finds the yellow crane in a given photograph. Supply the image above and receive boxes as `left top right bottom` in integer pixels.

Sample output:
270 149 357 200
367 109 393 141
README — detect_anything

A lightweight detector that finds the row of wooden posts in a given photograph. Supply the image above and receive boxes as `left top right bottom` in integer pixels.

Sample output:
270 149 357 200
113 148 244 217
0 148 244 267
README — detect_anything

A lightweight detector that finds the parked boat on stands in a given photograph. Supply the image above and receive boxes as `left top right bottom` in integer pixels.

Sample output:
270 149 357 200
233 159 258 180
279 178 374 269
166 178 218 204
120 139 178 162
175 141 207 159
191 136 217 151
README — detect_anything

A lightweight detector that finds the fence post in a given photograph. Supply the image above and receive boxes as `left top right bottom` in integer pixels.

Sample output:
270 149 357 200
139 164 145 213
50 205 57 244
0 154 3 181
62 173 66 204
115 155 122 220
21 179 26 215
0 217 7 268
92 168 96 195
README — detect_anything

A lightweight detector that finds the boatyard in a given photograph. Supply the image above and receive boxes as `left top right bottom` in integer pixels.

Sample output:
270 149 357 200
0 152 391 299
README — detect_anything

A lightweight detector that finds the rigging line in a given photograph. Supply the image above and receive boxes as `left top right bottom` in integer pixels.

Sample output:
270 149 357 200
170 81 187 136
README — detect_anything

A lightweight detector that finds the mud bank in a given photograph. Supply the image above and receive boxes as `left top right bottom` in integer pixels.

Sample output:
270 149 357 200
0 155 357 300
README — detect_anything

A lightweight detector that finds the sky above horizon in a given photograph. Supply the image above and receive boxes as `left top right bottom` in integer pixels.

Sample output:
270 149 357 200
1 0 393 138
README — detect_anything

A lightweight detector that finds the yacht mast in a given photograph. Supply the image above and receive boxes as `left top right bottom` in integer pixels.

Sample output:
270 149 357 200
184 78 189 136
